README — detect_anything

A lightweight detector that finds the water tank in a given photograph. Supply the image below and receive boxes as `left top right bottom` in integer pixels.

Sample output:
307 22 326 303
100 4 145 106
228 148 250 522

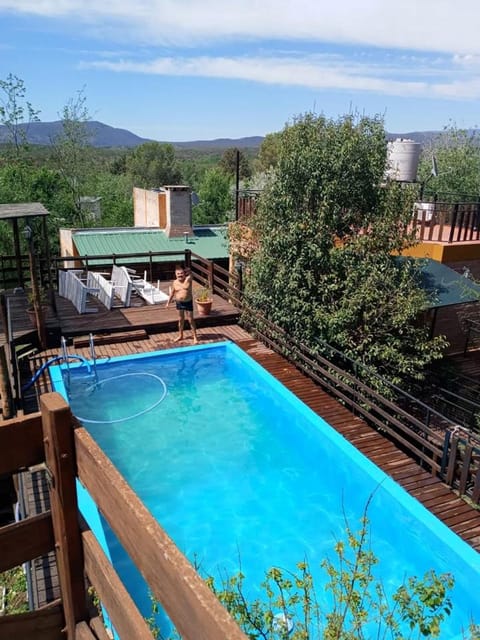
386 138 422 182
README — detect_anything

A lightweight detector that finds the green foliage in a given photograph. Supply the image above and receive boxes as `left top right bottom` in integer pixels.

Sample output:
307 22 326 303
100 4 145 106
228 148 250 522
202 512 461 639
0 161 75 254
85 171 134 227
256 132 283 172
418 123 480 200
109 152 128 175
0 73 40 157
220 147 252 179
145 505 478 639
194 285 212 302
0 566 28 614
49 87 95 226
126 141 182 188
193 167 232 224
245 112 447 386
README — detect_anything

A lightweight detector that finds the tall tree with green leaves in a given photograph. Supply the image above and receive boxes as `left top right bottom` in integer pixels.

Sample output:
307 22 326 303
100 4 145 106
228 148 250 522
126 141 182 188
418 123 480 200
219 147 252 180
50 87 94 226
255 131 282 172
88 172 134 228
193 167 232 224
0 73 40 158
245 112 447 386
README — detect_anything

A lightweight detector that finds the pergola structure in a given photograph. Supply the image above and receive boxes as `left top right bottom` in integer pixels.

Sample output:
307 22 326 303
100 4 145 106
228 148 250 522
0 202 50 289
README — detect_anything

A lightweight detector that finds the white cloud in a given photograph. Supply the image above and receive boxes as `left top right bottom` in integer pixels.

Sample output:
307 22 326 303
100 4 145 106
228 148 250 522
2 0 480 56
82 52 479 100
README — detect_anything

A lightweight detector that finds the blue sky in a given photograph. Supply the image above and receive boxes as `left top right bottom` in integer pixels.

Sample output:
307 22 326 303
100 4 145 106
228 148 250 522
1 0 480 142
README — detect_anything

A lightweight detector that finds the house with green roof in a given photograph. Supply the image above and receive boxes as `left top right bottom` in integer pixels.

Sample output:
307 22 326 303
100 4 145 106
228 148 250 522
59 186 229 277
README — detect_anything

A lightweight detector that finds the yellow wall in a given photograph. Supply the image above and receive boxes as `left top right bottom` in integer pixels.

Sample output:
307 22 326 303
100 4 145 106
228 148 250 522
402 242 480 264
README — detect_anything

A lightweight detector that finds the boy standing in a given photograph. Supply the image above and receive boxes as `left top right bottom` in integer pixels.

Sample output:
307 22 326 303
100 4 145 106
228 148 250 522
166 266 198 344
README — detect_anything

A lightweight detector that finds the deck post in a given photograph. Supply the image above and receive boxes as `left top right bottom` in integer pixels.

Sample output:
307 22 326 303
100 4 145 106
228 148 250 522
208 259 214 292
440 430 451 476
40 392 88 637
448 203 459 243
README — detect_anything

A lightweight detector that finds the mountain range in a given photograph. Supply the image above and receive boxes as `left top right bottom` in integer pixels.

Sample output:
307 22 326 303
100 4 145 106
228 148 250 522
0 119 468 149
0 120 264 149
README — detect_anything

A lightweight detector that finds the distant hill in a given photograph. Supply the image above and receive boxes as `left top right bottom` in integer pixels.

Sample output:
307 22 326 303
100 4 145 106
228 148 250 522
387 131 445 145
0 120 152 148
0 120 475 150
172 136 264 149
0 120 264 149
387 129 480 145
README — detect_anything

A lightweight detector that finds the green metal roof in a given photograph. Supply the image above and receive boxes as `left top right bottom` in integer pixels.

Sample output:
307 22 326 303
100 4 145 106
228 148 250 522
72 227 229 265
416 258 480 308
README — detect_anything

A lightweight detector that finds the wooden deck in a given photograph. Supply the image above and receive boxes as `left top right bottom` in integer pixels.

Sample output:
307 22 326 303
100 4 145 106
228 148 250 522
0 288 240 349
27 325 480 554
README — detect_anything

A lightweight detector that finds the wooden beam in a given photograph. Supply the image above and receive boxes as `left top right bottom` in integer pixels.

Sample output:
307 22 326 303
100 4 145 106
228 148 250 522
40 392 88 636
0 599 64 640
472 466 480 504
75 621 98 640
446 435 459 486
88 615 112 640
459 444 473 496
75 426 248 640
0 512 54 572
81 519 154 640
0 413 44 475
11 217 24 288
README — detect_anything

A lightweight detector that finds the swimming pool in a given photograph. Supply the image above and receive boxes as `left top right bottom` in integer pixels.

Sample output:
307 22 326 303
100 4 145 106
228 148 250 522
50 341 480 638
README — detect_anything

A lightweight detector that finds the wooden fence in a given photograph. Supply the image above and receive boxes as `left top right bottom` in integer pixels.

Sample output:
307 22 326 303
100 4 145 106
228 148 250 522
0 394 247 640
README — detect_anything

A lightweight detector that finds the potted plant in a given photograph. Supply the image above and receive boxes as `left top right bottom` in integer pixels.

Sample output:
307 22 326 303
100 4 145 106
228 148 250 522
195 286 213 316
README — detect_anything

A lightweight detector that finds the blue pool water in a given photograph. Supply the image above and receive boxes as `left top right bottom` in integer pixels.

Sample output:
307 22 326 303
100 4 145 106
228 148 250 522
50 342 480 638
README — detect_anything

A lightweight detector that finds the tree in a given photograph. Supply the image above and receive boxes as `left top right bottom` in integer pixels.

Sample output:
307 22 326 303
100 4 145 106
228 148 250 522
0 162 74 255
255 131 282 172
50 87 94 226
245 112 446 386
88 172 134 228
418 123 480 200
0 73 40 157
219 147 251 180
126 142 182 188
193 167 232 224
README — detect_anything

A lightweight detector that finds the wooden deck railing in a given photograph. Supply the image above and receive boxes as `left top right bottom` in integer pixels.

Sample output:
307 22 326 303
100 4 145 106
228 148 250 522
188 250 242 306
0 394 247 640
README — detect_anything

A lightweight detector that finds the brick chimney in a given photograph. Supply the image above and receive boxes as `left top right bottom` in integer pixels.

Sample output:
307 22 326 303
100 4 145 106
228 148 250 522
163 185 193 238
